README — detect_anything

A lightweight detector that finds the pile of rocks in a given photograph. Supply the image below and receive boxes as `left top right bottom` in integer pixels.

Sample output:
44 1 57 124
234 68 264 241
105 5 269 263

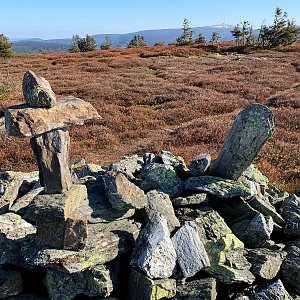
0 72 299 300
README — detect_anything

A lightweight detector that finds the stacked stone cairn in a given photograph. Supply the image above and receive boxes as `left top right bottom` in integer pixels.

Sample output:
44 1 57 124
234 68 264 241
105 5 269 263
0 72 299 300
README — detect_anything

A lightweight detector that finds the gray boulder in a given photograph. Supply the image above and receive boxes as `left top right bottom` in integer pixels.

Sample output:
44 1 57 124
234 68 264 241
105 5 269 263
161 150 189 177
110 155 143 179
172 221 210 278
145 190 180 232
22 70 56 108
172 193 209 207
131 214 176 279
0 269 23 299
281 194 300 237
211 103 274 180
189 153 211 176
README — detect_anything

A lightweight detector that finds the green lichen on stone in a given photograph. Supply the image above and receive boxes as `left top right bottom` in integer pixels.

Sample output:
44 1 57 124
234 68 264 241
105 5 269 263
239 164 269 188
151 280 176 300
80 253 106 269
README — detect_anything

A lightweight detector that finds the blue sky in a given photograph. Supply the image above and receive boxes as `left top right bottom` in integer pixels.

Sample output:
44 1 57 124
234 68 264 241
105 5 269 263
1 0 300 39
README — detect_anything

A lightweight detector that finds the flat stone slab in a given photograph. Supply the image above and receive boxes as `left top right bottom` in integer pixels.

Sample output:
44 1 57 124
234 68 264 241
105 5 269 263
5 96 101 137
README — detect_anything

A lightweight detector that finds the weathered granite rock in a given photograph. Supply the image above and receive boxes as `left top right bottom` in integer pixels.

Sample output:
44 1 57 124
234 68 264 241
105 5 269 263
172 221 210 278
27 219 141 273
110 155 143 179
25 184 87 222
128 269 176 300
211 104 274 180
10 182 44 216
281 239 300 294
232 213 273 248
0 213 36 266
0 171 39 213
36 209 87 250
246 248 286 279
239 164 269 190
189 153 211 176
172 193 209 207
281 194 300 237
137 163 182 197
5 96 101 138
176 278 217 300
131 214 177 279
30 127 72 194
161 150 189 177
22 70 56 108
103 172 147 210
249 279 293 300
145 190 180 232
184 176 256 198
45 265 114 300
0 269 23 299
194 210 255 284
72 162 107 183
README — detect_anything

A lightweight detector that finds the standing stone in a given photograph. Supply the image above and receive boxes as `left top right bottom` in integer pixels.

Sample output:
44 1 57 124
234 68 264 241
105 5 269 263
30 127 72 194
172 221 210 278
211 104 274 180
189 153 211 176
131 214 177 279
0 269 23 299
23 70 56 108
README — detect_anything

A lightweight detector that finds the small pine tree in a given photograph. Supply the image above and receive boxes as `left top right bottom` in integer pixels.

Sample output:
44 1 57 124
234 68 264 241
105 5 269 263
210 32 220 43
85 34 97 51
0 34 14 58
194 33 206 44
100 36 112 50
241 21 250 45
127 35 147 48
69 34 80 52
176 18 194 46
154 41 165 46
231 25 243 45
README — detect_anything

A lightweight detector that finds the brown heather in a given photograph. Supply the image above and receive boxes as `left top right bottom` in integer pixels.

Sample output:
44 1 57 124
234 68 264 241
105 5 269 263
0 44 299 192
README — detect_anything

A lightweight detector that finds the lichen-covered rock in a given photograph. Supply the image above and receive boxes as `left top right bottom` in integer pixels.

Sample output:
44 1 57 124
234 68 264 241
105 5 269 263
145 190 179 232
131 214 176 279
194 210 255 284
189 153 211 176
110 155 143 179
281 194 300 237
160 150 189 177
249 279 293 300
128 269 176 300
137 163 182 197
281 239 300 294
22 70 56 108
232 213 273 248
103 172 147 210
185 176 256 198
0 269 23 299
246 248 286 280
172 221 210 278
45 265 113 300
239 164 269 189
0 213 36 266
172 193 209 207
176 278 217 300
211 103 274 180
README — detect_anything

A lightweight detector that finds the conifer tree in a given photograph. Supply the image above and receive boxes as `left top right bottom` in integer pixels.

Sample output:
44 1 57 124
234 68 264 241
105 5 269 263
0 34 14 58
210 32 220 43
194 33 206 44
100 36 112 50
231 25 243 45
69 34 80 52
85 34 97 51
127 35 147 48
176 18 194 46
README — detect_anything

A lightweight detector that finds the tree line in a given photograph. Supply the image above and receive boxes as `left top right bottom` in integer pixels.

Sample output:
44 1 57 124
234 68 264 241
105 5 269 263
0 7 299 57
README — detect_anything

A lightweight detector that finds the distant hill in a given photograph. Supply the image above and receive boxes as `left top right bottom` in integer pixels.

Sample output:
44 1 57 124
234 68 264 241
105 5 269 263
12 24 237 54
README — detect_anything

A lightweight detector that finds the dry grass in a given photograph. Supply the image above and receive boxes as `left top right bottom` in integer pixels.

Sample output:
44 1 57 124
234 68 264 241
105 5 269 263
0 44 299 192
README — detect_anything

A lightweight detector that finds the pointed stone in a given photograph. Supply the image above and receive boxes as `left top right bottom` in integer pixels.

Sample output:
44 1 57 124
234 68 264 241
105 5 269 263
30 127 72 194
211 104 274 180
189 153 211 176
131 214 176 279
172 221 210 278
22 70 56 108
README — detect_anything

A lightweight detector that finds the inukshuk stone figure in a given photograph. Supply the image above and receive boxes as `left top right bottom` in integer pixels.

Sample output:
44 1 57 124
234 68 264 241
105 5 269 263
5 70 101 250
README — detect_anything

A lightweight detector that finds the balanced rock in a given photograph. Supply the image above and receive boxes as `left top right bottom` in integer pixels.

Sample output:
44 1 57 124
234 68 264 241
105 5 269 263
246 248 286 279
281 194 300 237
128 269 176 300
189 153 211 176
176 278 217 300
211 103 274 180
30 127 72 194
281 239 300 293
184 175 256 198
0 269 23 299
22 70 56 108
103 171 147 210
131 214 177 279
145 190 180 232
137 163 182 197
172 221 210 278
5 96 101 138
